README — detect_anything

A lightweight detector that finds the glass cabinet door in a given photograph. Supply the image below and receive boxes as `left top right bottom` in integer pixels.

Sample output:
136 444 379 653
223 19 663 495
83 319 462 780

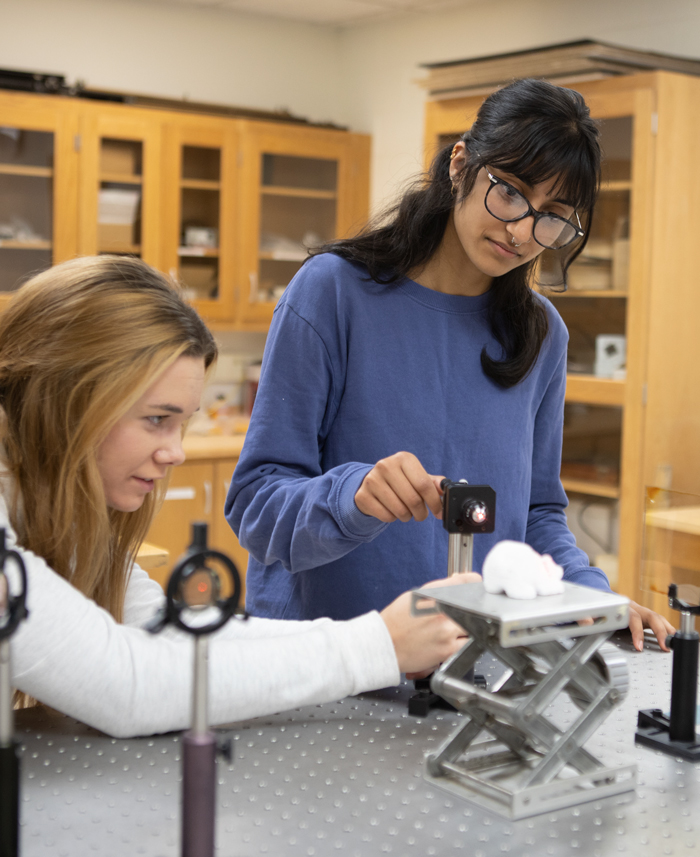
550 85 655 598
237 124 356 329
161 120 237 321
550 101 636 502
0 94 78 306
78 107 161 266
257 152 337 300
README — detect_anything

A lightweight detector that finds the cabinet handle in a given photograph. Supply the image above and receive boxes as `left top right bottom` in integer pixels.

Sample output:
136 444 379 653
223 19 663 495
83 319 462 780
165 486 196 501
204 480 212 515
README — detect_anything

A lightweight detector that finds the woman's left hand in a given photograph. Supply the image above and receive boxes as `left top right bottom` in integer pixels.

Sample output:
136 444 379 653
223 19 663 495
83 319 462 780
628 600 675 652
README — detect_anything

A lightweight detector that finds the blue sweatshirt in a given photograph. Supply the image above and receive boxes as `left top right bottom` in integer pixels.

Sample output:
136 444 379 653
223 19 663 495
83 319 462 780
226 253 609 620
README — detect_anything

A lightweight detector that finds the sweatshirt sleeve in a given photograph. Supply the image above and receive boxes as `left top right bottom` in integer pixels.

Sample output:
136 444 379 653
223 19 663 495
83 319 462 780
10 528 399 738
525 341 611 592
226 294 387 573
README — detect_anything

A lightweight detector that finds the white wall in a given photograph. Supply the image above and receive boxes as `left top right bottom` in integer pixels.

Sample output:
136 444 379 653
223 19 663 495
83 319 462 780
0 0 344 124
338 0 700 211
3 0 700 212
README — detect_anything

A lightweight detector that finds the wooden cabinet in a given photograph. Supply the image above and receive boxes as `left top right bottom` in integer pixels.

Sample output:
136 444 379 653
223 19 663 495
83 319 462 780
236 121 370 328
0 92 79 308
161 117 239 321
423 71 700 604
144 456 249 599
0 90 370 328
78 105 162 266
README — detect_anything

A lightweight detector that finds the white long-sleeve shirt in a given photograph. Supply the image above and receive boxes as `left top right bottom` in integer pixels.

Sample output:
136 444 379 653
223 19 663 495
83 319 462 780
3 491 399 738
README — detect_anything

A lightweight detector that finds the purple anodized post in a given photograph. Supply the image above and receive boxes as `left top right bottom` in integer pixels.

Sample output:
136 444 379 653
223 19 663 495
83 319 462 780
181 634 216 857
146 523 242 857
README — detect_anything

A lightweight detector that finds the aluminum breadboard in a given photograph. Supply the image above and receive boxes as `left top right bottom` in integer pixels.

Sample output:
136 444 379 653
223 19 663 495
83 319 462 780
15 633 700 856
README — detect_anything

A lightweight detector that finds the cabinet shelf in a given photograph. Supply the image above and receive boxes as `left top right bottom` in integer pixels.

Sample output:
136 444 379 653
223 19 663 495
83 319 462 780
261 185 337 200
178 246 219 258
558 289 628 299
601 180 631 192
99 243 141 255
0 239 51 250
100 172 142 186
181 179 220 191
258 250 308 262
0 164 52 178
560 477 620 499
565 374 625 407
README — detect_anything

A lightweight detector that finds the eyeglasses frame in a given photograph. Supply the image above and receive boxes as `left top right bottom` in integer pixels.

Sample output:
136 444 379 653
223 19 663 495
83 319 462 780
484 170 584 250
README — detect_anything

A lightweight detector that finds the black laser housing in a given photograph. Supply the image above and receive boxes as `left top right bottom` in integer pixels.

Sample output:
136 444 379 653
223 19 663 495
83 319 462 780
441 480 496 535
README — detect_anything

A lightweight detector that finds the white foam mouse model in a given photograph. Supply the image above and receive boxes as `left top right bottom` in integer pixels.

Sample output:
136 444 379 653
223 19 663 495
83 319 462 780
482 540 565 599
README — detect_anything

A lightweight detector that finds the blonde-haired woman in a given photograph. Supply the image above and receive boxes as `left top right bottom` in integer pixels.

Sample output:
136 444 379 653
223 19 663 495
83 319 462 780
0 255 469 738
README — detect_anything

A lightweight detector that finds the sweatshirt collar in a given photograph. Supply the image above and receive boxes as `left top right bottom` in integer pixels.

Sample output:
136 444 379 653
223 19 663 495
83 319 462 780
397 277 492 314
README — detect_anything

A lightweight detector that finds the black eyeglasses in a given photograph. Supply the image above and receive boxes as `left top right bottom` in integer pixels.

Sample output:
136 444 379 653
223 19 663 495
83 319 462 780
484 171 584 250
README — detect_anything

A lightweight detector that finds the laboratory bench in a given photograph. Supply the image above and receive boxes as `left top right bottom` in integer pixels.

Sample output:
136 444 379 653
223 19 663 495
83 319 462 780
14 631 700 857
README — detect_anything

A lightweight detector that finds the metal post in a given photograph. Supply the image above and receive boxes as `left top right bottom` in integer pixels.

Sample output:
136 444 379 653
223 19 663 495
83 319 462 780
0 640 11 746
669 611 699 743
461 534 474 575
182 636 216 857
192 636 209 736
447 533 474 577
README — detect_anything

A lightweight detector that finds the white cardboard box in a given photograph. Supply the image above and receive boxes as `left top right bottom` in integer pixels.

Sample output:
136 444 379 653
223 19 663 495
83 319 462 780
594 334 626 378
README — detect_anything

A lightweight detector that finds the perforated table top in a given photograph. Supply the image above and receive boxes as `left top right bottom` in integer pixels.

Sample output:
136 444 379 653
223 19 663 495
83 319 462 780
15 632 700 856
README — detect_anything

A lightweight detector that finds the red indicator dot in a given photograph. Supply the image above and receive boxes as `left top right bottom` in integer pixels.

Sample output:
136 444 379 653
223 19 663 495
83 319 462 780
198 581 209 593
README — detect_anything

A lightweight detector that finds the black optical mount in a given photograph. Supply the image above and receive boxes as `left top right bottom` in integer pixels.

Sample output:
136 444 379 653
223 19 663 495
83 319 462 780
441 480 497 537
635 584 700 761
408 480 495 718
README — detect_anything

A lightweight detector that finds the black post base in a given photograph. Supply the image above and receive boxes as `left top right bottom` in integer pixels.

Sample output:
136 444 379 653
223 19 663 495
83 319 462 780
0 742 20 857
408 670 486 718
635 708 700 762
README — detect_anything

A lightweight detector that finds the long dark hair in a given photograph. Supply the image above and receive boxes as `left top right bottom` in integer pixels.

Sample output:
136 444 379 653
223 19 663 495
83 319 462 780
314 78 601 388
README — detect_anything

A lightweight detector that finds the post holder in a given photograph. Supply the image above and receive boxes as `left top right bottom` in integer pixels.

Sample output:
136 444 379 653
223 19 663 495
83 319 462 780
635 584 700 761
147 522 244 857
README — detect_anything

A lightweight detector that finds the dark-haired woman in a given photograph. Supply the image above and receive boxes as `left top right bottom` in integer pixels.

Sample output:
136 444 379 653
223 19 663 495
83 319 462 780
227 79 672 650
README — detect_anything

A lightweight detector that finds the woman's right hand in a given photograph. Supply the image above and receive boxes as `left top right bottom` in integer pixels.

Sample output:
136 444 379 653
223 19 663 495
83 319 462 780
355 451 444 523
380 572 481 675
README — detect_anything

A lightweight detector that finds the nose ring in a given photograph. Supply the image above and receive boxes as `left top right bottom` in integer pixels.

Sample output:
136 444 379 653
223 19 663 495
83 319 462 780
511 234 531 249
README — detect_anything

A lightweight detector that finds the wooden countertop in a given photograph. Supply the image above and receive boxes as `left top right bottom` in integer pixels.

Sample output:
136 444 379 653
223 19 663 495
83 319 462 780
136 541 169 571
646 505 700 537
182 433 247 460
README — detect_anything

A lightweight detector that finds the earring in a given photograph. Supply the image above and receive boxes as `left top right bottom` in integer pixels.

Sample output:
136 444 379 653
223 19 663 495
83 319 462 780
450 144 459 161
450 180 457 197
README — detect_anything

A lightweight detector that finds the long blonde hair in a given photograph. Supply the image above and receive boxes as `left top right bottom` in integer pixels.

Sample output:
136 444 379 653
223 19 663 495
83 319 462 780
0 256 217 625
